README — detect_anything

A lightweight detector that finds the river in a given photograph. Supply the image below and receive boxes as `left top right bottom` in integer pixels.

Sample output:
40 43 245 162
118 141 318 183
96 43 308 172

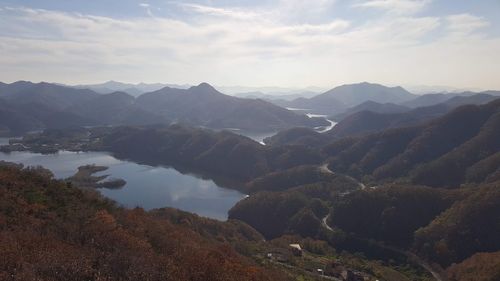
232 111 337 144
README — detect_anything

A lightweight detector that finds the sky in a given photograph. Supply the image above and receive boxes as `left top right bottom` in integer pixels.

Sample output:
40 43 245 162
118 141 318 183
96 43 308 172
1 0 500 90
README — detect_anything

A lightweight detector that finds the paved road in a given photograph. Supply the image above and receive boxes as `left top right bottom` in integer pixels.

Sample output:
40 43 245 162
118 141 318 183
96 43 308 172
318 163 445 281
318 163 366 189
321 214 334 232
320 216 445 281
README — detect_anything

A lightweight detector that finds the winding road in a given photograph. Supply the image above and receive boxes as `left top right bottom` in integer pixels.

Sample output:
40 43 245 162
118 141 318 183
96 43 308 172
319 163 366 189
318 163 445 281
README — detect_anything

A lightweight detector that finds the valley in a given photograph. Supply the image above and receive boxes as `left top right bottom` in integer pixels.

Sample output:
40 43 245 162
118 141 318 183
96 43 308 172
1 81 499 281
3 1 500 280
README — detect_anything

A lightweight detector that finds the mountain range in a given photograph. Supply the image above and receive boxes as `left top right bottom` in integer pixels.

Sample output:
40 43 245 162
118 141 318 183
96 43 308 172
2 81 500 281
265 92 500 146
72 80 191 97
270 82 416 115
0 81 326 136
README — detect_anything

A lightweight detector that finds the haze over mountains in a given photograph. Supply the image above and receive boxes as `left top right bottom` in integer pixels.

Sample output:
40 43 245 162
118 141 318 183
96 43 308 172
271 82 417 115
71 80 325 100
72 81 191 97
0 80 328 136
2 80 500 138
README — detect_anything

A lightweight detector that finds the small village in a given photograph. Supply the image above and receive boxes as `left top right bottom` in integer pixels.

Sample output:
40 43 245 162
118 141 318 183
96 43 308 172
264 243 374 281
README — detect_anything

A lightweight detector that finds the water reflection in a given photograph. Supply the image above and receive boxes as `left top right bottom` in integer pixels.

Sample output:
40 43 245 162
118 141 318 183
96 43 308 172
0 147 245 220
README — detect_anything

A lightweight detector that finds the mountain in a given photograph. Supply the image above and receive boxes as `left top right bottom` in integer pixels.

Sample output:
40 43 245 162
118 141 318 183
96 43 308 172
272 82 415 115
333 101 410 121
324 99 500 187
234 90 319 101
0 165 286 281
402 93 461 108
441 93 499 108
327 93 500 139
403 92 500 108
317 82 415 106
0 81 327 134
326 181 500 270
216 85 325 96
414 183 500 266
68 92 168 126
136 83 327 132
0 98 41 136
264 104 450 147
0 80 37 97
74 80 191 96
1 81 99 110
0 98 95 136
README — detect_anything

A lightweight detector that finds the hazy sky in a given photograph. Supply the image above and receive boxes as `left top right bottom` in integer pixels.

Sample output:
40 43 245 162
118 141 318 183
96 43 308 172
1 0 500 89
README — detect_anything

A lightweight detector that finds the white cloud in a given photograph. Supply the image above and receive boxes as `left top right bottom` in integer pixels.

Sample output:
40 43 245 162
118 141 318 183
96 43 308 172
446 13 489 35
277 0 337 21
353 0 432 15
180 3 261 20
0 4 499 90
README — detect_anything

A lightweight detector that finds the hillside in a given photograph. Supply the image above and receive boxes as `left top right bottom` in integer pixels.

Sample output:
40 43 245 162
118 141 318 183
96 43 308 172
3 92 500 280
0 98 95 136
401 93 460 108
325 181 500 268
274 82 415 115
136 83 327 132
414 182 500 266
68 92 168 126
0 81 326 134
328 94 499 139
333 101 410 121
73 80 190 96
329 185 466 247
319 82 415 106
324 99 500 187
0 81 99 110
0 165 286 281
266 93 500 146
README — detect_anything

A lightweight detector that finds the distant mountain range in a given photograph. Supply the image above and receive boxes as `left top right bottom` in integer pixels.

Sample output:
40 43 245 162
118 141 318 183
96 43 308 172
72 81 191 97
332 101 410 121
328 93 500 139
135 83 326 131
325 98 500 187
2 79 500 138
270 82 416 115
233 90 319 101
265 98 500 187
265 93 500 146
0 81 326 136
71 81 326 100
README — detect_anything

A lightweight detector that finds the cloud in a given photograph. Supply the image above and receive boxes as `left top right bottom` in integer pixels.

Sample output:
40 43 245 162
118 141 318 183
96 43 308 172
277 0 337 22
446 13 489 35
0 4 499 89
180 3 261 20
353 0 432 15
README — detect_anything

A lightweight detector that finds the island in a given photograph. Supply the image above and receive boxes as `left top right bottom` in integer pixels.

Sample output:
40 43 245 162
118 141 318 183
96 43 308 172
67 164 126 189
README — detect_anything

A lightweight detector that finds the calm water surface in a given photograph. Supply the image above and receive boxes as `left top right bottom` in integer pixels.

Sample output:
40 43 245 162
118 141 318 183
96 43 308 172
0 139 245 220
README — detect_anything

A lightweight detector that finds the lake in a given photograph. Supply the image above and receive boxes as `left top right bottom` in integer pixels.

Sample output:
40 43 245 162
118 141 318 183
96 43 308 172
0 140 246 220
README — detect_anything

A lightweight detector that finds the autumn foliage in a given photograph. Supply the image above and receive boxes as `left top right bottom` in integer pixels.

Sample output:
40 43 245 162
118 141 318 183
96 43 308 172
0 166 286 281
